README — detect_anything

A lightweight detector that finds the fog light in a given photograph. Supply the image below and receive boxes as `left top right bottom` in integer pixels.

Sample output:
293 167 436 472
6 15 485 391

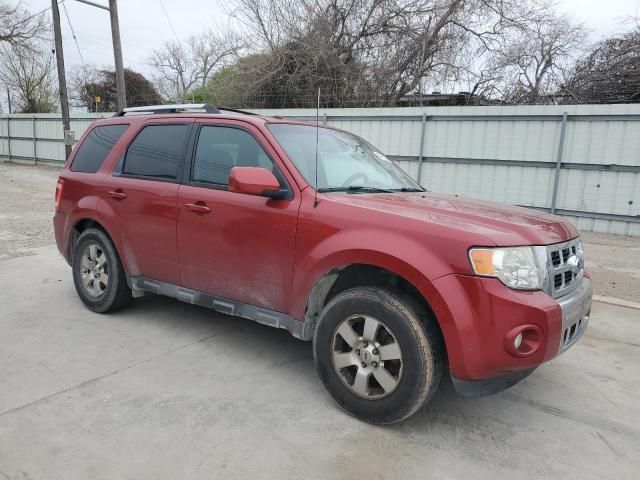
504 325 544 357
514 332 523 350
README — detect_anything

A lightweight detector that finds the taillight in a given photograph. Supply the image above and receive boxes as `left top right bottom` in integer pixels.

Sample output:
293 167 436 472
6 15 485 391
55 178 65 212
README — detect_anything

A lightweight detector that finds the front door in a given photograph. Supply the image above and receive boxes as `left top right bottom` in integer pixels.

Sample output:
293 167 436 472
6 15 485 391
177 121 300 313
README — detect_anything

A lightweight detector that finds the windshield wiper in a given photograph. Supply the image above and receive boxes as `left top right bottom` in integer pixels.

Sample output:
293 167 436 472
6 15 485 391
318 186 396 194
387 187 426 192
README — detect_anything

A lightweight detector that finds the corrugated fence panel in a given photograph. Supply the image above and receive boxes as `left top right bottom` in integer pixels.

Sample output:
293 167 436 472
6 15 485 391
0 117 9 159
7 117 34 137
431 163 555 209
565 117 640 167
0 113 104 164
557 169 639 216
1 106 639 235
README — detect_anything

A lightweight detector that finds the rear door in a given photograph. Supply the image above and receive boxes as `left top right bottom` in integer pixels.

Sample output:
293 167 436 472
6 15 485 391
176 119 300 313
102 120 191 285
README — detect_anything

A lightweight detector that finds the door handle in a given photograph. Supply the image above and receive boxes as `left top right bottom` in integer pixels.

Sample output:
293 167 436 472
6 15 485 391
185 202 211 214
108 190 127 200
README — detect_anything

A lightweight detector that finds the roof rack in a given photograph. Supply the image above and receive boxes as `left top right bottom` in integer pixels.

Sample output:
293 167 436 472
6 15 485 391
114 103 219 116
113 103 258 117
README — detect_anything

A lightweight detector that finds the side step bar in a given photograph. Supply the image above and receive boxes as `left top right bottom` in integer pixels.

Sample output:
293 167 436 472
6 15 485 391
127 275 313 340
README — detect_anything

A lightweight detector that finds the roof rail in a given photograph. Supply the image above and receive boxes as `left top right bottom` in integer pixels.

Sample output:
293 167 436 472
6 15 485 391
217 107 259 116
113 103 221 117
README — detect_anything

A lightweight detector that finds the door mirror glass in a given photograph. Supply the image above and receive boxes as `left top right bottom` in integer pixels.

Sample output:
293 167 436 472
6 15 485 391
228 167 286 199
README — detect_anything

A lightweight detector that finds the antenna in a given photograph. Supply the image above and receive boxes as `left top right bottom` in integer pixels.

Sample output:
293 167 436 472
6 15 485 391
313 88 320 208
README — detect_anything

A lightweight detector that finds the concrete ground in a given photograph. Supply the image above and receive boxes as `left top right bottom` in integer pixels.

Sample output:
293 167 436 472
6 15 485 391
0 246 639 479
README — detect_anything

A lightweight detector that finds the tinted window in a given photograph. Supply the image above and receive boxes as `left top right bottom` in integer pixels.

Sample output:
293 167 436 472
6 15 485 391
123 124 188 179
71 125 128 173
192 126 274 185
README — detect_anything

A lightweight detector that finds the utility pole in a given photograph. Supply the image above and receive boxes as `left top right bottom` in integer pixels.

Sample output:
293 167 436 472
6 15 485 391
51 0 72 160
75 0 127 111
108 0 126 110
6 88 11 114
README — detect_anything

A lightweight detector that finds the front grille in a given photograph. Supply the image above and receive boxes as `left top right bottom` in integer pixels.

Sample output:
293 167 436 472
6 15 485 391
561 314 589 349
547 238 583 298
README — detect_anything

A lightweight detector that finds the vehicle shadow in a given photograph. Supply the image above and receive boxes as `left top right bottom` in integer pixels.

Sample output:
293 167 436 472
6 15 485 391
117 291 476 426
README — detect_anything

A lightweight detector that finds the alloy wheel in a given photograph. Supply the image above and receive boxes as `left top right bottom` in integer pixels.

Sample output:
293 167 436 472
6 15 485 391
80 243 109 298
331 314 403 399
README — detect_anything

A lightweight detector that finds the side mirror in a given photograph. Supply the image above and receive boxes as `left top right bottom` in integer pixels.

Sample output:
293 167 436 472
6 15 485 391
228 167 287 199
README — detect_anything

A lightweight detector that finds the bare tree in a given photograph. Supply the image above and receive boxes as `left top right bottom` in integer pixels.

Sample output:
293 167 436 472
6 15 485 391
0 44 56 112
484 2 588 104
562 27 640 104
0 1 48 50
224 0 544 106
148 28 243 101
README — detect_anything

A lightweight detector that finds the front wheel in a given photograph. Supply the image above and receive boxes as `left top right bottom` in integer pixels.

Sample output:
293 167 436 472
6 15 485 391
313 287 443 424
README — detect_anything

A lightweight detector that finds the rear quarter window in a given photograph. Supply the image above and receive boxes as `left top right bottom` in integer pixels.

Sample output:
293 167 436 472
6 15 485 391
70 124 129 173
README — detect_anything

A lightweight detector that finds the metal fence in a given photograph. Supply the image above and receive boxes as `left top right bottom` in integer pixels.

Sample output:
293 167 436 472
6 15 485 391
1 104 639 235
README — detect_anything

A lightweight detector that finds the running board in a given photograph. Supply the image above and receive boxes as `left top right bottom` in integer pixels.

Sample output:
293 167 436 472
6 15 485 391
127 275 312 340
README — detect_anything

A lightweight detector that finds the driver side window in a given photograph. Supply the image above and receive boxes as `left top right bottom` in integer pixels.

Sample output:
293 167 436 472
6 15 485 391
192 126 275 186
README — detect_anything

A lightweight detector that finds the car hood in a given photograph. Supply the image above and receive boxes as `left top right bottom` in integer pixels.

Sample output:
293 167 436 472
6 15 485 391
326 191 578 246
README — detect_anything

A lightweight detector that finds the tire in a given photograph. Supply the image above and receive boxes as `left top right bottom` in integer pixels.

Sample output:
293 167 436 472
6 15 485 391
313 287 443 424
72 228 132 313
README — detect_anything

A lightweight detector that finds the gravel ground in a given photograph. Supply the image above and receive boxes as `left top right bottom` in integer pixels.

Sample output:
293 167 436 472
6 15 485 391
0 162 638 302
0 163 58 260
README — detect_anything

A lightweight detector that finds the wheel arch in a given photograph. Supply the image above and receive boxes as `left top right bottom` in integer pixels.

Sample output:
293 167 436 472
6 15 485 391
67 216 131 274
300 261 446 356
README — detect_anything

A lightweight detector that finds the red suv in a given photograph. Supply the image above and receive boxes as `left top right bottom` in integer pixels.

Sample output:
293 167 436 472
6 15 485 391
54 104 592 424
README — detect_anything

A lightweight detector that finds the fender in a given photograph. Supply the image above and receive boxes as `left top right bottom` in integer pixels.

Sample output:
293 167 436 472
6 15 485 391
61 194 101 260
64 197 139 275
290 227 453 321
92 197 140 275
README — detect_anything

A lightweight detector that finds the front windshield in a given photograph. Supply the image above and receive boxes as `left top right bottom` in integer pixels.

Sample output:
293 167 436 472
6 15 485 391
267 124 423 192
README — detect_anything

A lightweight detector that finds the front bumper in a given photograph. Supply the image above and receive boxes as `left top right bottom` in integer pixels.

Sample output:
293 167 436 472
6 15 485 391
451 368 537 397
557 277 592 353
425 274 592 393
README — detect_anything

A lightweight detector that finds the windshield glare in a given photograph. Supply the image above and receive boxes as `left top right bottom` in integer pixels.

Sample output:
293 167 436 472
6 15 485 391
267 124 422 192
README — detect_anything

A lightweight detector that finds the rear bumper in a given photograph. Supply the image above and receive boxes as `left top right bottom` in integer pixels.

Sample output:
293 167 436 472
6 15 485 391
53 213 65 256
424 274 592 385
53 212 71 265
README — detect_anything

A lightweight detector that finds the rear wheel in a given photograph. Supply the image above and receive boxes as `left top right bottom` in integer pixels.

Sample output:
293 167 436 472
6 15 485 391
313 287 443 424
72 228 132 313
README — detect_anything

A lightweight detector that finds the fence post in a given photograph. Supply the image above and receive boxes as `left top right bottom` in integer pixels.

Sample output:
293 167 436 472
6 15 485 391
550 111 568 214
416 113 427 185
6 115 11 163
33 116 37 165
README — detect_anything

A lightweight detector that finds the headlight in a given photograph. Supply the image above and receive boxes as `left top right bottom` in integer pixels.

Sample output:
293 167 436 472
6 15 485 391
468 246 546 290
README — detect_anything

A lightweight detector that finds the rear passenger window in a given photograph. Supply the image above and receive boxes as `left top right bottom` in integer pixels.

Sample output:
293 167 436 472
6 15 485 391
192 126 275 185
71 125 128 173
123 124 188 179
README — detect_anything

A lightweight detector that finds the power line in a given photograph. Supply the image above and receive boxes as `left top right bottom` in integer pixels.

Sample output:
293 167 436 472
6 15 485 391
62 2 86 66
157 0 181 44
11 0 65 26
